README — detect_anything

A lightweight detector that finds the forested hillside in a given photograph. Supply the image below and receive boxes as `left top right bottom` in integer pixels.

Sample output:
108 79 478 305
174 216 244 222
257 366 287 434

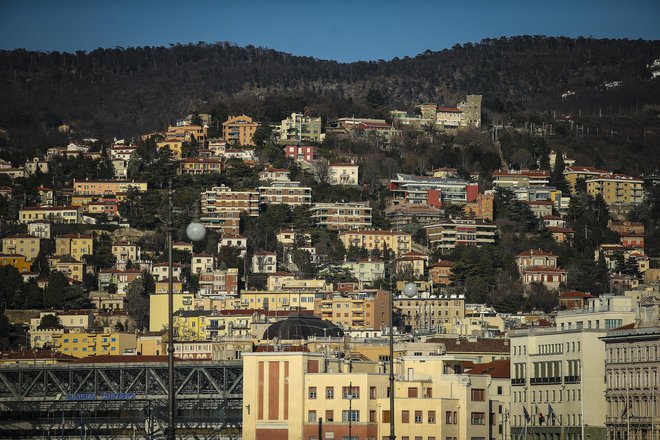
1 36 659 163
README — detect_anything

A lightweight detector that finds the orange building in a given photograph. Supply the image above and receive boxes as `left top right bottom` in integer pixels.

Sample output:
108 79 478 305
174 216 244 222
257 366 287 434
0 254 31 272
223 115 259 146
463 192 494 221
428 260 454 286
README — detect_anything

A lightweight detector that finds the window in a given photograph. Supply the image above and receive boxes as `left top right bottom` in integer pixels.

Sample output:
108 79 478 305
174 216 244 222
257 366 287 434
428 410 436 424
326 387 334 399
325 410 334 422
497 386 503 395
370 410 376 422
408 387 418 398
382 410 390 423
402 410 410 423
370 386 377 399
471 412 485 425
414 411 423 423
342 410 360 422
343 386 359 399
308 387 317 399
445 411 457 424
308 410 317 422
471 389 485 401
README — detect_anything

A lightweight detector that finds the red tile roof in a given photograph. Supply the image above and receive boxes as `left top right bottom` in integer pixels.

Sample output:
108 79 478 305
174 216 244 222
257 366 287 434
516 249 557 257
426 337 510 354
559 291 594 299
468 359 511 378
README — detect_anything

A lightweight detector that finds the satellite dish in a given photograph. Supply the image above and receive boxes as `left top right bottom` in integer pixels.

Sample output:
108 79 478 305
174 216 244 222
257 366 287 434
403 283 418 298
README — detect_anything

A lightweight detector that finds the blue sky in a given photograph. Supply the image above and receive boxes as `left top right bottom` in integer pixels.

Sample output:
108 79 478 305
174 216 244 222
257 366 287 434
1 0 659 62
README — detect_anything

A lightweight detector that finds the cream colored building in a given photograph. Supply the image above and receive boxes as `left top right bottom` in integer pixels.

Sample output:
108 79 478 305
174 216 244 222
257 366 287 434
310 202 372 231
279 112 322 143
240 290 319 312
510 326 613 439
395 295 465 334
242 352 495 440
339 230 412 256
2 234 40 261
111 241 141 262
328 163 359 186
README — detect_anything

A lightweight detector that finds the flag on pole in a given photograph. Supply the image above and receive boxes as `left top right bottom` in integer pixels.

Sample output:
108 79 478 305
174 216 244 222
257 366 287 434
547 403 556 424
539 411 545 425
523 405 531 424
621 401 633 418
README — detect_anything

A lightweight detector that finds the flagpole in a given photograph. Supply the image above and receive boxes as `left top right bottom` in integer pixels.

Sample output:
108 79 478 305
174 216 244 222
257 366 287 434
627 370 630 439
581 360 585 440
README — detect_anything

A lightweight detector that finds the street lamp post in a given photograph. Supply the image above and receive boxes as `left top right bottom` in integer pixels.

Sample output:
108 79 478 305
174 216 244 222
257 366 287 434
347 381 354 440
165 181 207 440
388 255 418 440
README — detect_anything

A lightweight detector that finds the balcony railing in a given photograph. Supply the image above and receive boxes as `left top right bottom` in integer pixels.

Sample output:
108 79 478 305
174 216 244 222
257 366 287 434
564 375 581 383
511 378 526 385
530 377 561 385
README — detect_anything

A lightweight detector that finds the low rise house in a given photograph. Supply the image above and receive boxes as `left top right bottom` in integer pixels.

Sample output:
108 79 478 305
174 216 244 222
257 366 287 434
328 162 359 185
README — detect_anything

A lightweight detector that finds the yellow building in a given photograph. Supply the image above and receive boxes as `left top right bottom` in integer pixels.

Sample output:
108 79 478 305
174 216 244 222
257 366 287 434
73 179 147 195
242 352 494 440
51 330 137 358
338 230 412 256
2 234 40 261
0 254 32 272
563 165 607 193
315 290 390 330
173 309 257 341
48 256 85 281
177 158 223 175
155 278 184 294
55 233 93 262
586 173 644 206
149 292 195 331
18 205 81 224
157 138 184 158
136 332 165 355
223 114 259 146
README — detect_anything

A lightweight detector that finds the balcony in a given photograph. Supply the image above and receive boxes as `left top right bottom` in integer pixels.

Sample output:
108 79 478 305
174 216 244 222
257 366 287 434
530 377 561 385
564 375 581 383
511 378 526 385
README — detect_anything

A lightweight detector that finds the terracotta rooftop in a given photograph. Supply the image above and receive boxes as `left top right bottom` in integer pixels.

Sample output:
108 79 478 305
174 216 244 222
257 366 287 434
559 291 594 299
516 249 557 257
468 359 511 378
425 337 510 354
430 260 454 268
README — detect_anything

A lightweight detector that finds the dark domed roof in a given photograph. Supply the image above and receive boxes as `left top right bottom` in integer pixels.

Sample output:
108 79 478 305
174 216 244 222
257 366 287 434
263 316 344 340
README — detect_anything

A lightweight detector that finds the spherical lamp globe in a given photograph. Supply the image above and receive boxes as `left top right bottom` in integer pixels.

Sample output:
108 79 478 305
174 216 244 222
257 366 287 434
402 282 418 298
186 221 207 242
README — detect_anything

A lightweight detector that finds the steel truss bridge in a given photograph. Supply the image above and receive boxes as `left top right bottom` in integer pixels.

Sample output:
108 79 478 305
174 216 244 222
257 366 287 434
0 360 243 439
